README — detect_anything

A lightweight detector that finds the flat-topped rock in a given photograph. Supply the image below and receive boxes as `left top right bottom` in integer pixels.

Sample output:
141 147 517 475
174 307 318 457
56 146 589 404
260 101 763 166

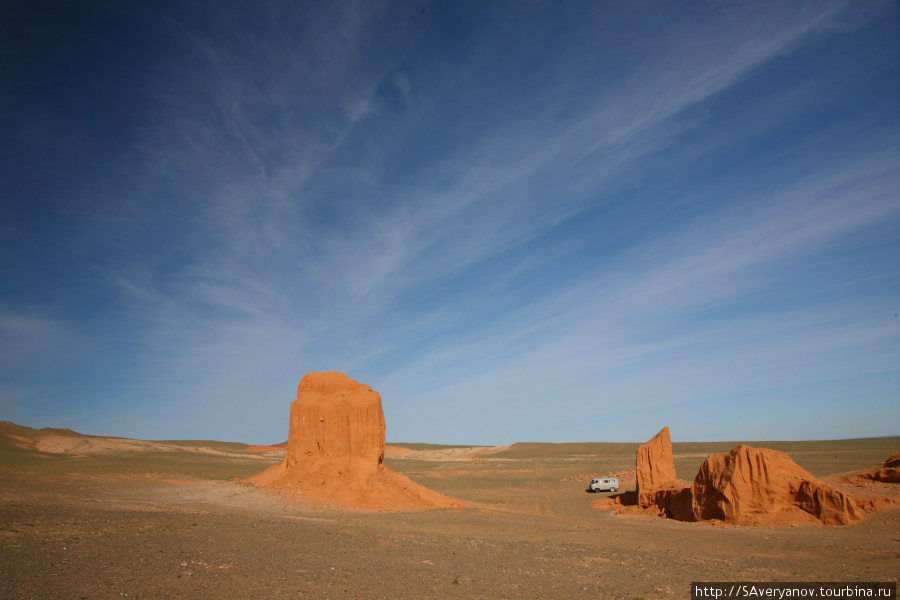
246 372 462 511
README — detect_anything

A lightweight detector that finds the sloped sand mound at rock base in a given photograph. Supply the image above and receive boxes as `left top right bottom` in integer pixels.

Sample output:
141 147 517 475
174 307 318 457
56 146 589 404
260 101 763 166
248 460 461 511
245 372 462 511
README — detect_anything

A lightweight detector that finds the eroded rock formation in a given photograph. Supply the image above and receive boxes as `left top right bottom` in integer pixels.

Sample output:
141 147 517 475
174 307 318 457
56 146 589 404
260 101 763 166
691 445 863 525
619 427 870 526
632 426 693 518
246 372 462 511
635 426 678 505
857 452 900 484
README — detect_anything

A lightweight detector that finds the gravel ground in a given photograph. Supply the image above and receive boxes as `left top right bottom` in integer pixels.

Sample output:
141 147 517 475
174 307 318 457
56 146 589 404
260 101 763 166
1 470 898 600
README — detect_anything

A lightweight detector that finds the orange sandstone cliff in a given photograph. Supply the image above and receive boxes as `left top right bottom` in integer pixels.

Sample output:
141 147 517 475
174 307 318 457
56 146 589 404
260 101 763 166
246 372 462 511
623 427 867 526
635 426 678 504
691 445 863 526
633 427 693 518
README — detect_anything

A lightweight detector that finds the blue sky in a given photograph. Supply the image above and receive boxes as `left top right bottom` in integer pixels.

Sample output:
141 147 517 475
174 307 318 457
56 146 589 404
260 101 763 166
1 1 898 445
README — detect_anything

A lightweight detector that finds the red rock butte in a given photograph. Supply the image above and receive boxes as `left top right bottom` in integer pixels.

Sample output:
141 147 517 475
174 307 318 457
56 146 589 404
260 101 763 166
628 426 870 526
690 445 863 526
635 426 686 508
246 372 462 511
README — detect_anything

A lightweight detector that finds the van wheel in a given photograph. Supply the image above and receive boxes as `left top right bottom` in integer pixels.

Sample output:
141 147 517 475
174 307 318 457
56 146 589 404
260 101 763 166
611 487 618 492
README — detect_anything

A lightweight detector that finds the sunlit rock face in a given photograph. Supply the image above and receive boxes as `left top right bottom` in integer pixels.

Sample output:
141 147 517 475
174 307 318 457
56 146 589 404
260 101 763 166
247 372 462 511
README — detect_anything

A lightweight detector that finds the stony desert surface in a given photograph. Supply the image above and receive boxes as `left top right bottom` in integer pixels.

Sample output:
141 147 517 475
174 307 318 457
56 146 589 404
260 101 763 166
1 422 898 600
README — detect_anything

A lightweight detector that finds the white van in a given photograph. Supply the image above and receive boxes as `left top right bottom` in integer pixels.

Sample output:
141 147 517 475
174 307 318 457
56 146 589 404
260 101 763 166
589 477 619 493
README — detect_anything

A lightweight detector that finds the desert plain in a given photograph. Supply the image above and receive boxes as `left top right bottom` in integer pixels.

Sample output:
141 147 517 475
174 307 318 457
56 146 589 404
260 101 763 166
1 420 898 600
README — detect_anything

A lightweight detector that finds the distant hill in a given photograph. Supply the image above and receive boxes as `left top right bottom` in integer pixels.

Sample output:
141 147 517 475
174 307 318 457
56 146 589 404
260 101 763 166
0 421 254 458
3 421 896 472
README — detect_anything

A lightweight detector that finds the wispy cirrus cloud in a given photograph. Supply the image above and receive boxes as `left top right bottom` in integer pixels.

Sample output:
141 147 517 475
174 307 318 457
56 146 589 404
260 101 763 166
112 0 899 441
2 0 897 443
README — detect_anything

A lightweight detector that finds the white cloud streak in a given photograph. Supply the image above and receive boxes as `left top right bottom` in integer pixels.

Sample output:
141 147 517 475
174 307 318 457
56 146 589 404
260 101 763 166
18 0 895 442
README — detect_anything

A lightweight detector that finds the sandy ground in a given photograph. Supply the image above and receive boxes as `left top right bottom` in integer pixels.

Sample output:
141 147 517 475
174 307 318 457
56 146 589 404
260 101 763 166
1 431 898 599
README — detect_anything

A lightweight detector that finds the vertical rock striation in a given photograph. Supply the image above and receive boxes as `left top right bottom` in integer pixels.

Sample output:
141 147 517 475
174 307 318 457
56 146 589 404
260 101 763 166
690 445 863 525
635 426 681 507
247 372 462 511
624 426 866 526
